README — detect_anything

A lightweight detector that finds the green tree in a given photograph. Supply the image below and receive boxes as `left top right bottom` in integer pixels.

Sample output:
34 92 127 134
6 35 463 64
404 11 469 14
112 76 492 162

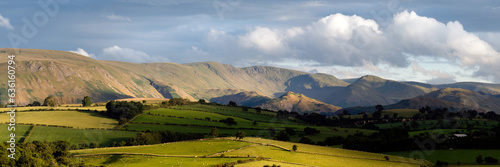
228 101 237 107
82 96 92 107
236 131 246 140
276 131 290 141
292 145 298 151
255 107 262 114
32 101 41 106
220 117 237 126
43 95 56 106
477 155 484 164
285 127 296 136
210 127 219 138
299 137 314 144
198 99 206 104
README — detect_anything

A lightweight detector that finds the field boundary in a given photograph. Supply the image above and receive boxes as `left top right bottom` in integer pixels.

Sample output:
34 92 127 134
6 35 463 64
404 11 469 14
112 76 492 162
233 138 431 166
265 159 317 167
115 113 142 130
22 125 36 143
72 152 196 158
205 144 259 157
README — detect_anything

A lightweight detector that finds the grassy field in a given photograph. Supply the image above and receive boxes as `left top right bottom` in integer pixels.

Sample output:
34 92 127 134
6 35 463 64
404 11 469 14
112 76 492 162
28 126 136 146
238 137 424 164
344 109 420 119
173 105 295 124
71 137 429 167
0 110 117 129
132 114 225 127
0 106 107 112
385 149 500 165
0 124 32 142
376 119 499 130
147 108 251 124
71 139 251 156
124 124 272 138
291 127 377 143
235 160 307 167
73 155 249 167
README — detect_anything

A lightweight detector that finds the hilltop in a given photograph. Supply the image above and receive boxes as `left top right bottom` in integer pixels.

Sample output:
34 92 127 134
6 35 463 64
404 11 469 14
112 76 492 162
2 48 500 113
259 91 342 114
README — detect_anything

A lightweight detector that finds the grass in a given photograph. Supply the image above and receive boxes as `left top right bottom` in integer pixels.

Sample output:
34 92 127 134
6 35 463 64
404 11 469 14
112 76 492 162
147 108 250 124
71 137 428 167
123 124 272 138
238 137 424 164
225 145 424 167
174 104 294 124
0 110 117 129
343 109 420 119
71 139 251 156
408 129 475 136
376 119 499 130
133 112 301 130
132 114 225 127
73 155 249 167
235 160 307 167
0 124 32 143
28 126 136 146
0 106 107 112
385 149 500 165
291 127 377 143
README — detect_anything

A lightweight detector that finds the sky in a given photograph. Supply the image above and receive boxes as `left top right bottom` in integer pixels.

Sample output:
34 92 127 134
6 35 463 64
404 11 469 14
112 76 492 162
1 0 500 84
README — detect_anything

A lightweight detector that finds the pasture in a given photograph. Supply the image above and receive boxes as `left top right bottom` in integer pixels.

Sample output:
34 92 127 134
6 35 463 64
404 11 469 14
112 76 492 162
28 126 136 146
385 149 500 165
0 106 107 112
70 137 429 167
0 110 117 129
0 124 32 142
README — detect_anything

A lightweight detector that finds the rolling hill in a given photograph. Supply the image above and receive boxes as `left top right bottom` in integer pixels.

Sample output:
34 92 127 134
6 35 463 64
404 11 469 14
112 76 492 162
2 48 500 113
327 75 432 107
258 91 342 114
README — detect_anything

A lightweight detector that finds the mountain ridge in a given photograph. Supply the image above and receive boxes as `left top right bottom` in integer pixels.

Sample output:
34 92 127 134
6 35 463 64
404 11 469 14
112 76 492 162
2 48 500 114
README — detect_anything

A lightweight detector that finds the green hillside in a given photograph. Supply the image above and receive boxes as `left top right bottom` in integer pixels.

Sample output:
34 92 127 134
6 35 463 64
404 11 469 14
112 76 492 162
328 75 432 107
259 91 342 114
70 137 431 167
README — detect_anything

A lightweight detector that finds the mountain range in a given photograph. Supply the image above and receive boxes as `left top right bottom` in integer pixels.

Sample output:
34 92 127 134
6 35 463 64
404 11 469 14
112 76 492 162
1 48 500 114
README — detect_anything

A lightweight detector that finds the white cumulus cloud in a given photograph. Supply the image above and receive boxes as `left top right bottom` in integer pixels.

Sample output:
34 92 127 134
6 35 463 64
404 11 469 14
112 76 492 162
105 13 131 21
0 14 14 30
70 48 96 58
205 10 500 82
101 45 168 63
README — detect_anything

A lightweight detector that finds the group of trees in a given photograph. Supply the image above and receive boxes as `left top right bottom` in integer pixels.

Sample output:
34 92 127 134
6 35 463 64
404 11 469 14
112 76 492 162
476 155 499 164
27 95 93 107
124 130 204 146
106 100 144 124
162 98 191 106
219 118 237 126
0 140 72 167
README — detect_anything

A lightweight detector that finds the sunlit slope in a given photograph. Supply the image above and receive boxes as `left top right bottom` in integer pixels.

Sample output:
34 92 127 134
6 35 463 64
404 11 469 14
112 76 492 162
70 137 431 167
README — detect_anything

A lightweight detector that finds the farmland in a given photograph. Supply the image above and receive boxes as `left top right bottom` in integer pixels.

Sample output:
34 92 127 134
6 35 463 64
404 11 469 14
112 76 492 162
27 126 136 146
70 137 430 167
0 110 117 129
385 149 500 165
5 101 500 167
